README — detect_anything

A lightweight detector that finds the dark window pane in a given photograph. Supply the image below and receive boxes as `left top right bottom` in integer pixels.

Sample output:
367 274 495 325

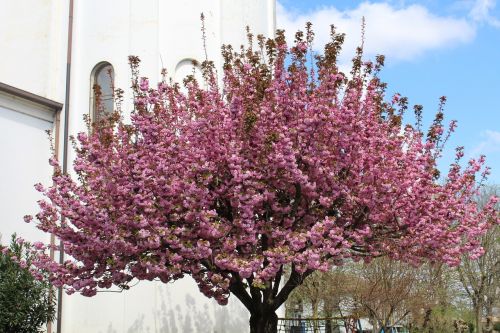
92 63 114 120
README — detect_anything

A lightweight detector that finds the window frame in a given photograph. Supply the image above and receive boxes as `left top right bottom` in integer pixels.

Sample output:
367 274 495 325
89 61 115 121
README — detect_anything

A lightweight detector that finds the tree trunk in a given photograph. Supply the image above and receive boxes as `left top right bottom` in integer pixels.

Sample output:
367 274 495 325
228 266 313 333
475 303 482 333
325 319 332 333
484 300 493 333
323 299 334 333
250 312 279 333
312 300 319 333
370 317 379 333
422 308 432 332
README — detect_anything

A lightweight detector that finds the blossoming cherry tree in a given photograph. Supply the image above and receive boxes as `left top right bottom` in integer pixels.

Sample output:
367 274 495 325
26 26 498 333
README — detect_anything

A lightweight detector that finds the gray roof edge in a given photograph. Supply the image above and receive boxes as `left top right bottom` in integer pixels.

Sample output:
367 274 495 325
0 82 63 111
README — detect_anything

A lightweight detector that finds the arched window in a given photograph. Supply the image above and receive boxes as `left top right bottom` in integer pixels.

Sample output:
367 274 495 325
174 58 203 85
90 62 114 120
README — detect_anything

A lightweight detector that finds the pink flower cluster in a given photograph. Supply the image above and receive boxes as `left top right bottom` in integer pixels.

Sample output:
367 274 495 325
27 33 498 305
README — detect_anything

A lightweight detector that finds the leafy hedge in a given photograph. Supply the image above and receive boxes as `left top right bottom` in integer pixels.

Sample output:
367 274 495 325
0 234 56 333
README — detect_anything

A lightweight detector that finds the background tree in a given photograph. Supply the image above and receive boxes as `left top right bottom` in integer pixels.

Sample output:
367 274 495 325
287 259 476 333
286 268 351 333
350 258 416 332
319 269 354 332
25 23 498 333
457 186 500 333
0 234 56 333
407 262 471 333
286 271 324 332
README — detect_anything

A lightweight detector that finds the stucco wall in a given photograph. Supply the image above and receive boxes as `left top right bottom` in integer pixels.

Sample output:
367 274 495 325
0 93 56 246
0 1 68 102
0 1 276 332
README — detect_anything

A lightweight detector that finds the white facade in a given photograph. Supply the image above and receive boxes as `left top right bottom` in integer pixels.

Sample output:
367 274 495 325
0 87 60 246
0 1 276 332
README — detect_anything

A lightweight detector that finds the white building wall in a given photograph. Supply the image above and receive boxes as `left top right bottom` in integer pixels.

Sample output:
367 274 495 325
0 93 56 246
0 1 68 103
0 1 276 332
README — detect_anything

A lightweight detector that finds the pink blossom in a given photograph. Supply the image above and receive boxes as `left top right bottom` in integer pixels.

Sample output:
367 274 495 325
139 77 149 92
25 31 498 317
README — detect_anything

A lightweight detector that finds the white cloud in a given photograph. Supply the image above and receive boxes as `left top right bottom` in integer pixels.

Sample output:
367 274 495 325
470 130 500 157
276 1 476 63
470 0 500 27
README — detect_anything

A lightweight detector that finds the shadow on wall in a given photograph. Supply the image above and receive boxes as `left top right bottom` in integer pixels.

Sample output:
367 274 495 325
213 300 248 333
106 323 117 333
100 280 249 333
103 314 151 333
155 283 249 333
127 314 150 333
156 286 214 333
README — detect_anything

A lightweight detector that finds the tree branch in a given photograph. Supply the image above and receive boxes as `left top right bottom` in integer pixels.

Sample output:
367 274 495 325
272 265 283 298
272 265 313 310
246 275 263 309
290 183 302 218
229 274 255 313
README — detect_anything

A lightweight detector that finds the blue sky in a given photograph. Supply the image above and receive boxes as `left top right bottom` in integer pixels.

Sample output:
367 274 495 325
277 0 500 184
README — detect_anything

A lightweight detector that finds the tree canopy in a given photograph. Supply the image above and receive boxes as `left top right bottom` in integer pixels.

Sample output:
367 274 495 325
25 24 498 333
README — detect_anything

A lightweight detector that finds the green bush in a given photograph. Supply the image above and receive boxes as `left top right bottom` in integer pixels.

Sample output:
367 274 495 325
0 234 56 333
